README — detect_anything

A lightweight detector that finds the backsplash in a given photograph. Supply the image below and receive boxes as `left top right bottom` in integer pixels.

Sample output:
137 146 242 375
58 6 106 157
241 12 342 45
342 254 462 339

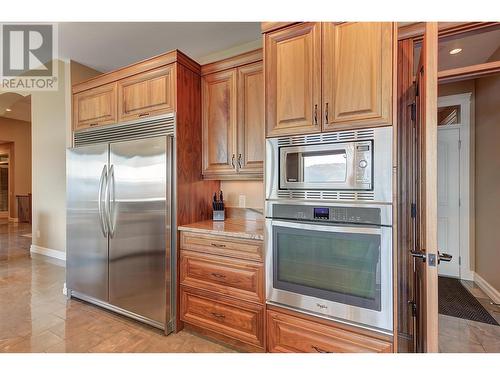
219 180 264 210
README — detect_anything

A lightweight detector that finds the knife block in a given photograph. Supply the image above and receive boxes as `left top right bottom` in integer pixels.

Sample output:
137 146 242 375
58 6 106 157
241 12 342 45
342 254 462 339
212 210 225 221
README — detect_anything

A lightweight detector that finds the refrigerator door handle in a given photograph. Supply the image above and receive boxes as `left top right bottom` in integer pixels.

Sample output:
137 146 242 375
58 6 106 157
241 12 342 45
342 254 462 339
97 165 108 237
106 164 116 238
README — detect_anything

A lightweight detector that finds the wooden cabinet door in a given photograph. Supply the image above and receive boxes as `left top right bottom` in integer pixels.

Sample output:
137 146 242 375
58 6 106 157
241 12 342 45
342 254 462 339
265 22 321 137
237 62 264 177
118 65 175 122
202 69 237 177
323 22 393 131
73 82 117 130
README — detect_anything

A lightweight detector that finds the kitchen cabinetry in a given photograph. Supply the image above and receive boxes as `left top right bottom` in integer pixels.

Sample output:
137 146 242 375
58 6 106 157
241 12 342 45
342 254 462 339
267 306 393 353
201 50 264 180
322 22 393 130
73 82 117 131
118 65 175 122
202 69 237 176
179 227 265 352
264 22 321 137
263 22 395 136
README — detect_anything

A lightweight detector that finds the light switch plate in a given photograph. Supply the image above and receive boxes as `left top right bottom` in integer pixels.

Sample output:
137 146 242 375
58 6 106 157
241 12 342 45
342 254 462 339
239 194 246 208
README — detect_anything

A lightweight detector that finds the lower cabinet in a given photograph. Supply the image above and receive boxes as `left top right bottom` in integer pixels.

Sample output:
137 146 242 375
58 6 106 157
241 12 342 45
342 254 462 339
180 286 265 350
267 308 393 353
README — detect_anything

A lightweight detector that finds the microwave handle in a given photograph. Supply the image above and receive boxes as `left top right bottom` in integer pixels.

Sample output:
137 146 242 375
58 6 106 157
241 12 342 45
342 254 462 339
271 220 382 236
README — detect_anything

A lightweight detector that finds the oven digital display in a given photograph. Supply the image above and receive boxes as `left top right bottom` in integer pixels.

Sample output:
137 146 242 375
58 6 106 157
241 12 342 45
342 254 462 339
313 207 329 220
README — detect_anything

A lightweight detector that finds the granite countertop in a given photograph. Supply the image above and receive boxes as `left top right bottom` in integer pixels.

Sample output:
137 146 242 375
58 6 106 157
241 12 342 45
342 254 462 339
178 218 264 241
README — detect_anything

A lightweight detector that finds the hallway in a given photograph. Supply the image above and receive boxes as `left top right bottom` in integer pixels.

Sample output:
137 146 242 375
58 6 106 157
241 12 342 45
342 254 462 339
0 220 233 353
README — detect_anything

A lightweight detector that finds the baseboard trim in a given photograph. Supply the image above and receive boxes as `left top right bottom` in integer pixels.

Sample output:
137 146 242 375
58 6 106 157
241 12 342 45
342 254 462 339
30 244 66 261
473 272 500 304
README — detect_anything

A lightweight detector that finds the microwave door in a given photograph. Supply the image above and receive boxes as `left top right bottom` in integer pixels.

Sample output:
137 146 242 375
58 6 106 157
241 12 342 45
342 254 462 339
280 143 355 190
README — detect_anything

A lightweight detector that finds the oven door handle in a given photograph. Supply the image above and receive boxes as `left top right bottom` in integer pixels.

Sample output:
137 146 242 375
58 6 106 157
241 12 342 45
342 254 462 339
270 220 383 235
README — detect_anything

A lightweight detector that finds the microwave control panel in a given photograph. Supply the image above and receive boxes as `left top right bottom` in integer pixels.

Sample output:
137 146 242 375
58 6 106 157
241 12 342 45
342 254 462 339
354 141 372 185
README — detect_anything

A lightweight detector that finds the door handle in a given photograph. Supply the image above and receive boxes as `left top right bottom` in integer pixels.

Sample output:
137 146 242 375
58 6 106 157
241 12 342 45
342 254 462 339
237 153 242 169
311 345 331 353
410 250 426 262
105 164 116 238
97 165 108 237
438 252 453 264
231 154 235 168
314 104 318 125
325 102 329 123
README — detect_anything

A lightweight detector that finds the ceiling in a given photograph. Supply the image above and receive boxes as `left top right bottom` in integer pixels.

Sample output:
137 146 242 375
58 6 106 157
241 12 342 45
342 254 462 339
0 93 31 123
58 22 262 72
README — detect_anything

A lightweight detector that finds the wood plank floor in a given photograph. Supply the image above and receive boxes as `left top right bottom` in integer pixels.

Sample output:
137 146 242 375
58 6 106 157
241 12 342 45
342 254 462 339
0 219 235 353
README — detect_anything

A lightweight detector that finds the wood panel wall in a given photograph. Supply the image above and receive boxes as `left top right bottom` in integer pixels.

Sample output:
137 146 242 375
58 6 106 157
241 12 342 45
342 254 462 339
174 63 220 331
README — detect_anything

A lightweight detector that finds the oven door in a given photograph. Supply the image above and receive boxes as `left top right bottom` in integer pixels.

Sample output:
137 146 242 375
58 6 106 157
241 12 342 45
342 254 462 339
266 219 393 332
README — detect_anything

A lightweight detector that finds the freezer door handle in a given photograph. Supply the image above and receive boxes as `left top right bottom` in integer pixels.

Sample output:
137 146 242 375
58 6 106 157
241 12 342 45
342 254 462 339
97 164 108 237
105 164 116 238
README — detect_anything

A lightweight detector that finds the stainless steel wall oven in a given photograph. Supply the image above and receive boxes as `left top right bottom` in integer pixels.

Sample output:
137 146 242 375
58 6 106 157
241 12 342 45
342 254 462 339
265 202 393 332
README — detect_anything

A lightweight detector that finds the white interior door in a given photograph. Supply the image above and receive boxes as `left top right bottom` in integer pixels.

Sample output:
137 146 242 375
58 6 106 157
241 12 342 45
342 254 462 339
437 127 460 277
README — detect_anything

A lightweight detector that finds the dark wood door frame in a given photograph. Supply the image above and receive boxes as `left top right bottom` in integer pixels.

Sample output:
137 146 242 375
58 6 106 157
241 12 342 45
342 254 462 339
396 21 500 353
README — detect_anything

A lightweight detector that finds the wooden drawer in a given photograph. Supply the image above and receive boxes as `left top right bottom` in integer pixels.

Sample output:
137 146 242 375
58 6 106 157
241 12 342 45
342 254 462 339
180 250 264 304
180 287 264 349
267 309 393 353
180 232 263 262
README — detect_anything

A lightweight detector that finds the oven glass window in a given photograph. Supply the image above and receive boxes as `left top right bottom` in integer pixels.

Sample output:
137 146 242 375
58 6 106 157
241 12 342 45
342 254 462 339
286 150 347 183
273 226 381 311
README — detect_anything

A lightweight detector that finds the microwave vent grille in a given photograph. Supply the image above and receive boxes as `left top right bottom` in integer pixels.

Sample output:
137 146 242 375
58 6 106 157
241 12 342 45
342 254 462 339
276 129 375 146
276 190 375 201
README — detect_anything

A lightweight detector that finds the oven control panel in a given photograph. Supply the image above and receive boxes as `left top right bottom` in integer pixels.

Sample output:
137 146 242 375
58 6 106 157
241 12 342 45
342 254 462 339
274 204 382 225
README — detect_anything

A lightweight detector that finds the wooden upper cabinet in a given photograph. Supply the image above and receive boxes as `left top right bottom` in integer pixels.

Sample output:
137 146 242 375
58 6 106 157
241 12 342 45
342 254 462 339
265 22 321 137
237 62 264 176
322 22 393 130
202 69 237 177
73 83 117 131
118 64 175 122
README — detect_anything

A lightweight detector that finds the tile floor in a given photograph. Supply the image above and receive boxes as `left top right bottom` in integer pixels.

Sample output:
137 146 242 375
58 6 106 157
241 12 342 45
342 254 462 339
438 280 500 353
0 219 234 353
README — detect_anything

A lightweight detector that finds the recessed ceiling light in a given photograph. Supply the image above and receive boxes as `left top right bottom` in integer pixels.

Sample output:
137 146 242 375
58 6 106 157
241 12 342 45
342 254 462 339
5 108 12 112
449 48 462 55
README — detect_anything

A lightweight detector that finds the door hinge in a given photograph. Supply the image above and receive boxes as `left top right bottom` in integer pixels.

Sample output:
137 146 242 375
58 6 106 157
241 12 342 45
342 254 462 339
411 203 417 218
459 139 462 149
410 102 416 122
409 301 417 317
459 256 462 266
414 81 419 97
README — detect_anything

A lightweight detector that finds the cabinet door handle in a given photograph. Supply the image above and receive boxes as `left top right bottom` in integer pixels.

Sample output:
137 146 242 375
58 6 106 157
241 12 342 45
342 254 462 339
138 112 150 117
231 154 235 168
89 122 99 127
210 243 226 248
325 102 329 124
211 273 226 279
314 104 318 125
211 312 225 319
237 154 242 168
312 345 331 353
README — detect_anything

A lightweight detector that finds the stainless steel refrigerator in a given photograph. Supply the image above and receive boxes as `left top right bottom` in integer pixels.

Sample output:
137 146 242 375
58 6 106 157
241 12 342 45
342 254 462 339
67 135 172 331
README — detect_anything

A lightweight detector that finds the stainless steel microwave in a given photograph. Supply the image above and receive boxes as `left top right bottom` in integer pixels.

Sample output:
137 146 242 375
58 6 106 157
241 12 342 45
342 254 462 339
279 140 372 191
265 127 393 203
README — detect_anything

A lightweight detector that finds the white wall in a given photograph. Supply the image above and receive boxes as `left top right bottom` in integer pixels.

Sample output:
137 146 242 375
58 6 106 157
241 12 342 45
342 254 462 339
30 60 71 252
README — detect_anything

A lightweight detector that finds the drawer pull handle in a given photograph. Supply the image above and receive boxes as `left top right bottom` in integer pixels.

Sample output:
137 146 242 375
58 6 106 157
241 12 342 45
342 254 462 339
210 243 226 248
312 345 331 353
211 312 225 319
89 122 99 127
138 112 150 117
211 273 226 279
